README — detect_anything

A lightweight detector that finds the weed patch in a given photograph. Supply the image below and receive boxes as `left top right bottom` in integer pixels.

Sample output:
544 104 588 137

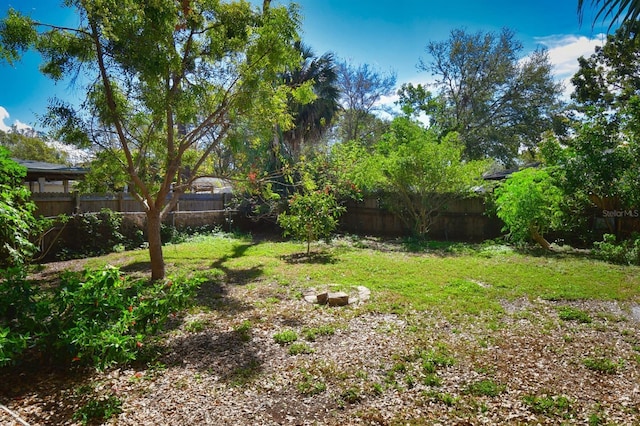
522 393 573 418
583 357 623 374
464 379 506 397
558 306 592 323
273 329 298 345
288 342 314 355
73 395 123 425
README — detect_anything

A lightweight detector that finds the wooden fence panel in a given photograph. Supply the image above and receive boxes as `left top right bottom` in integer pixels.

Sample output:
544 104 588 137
32 192 503 241
341 196 503 241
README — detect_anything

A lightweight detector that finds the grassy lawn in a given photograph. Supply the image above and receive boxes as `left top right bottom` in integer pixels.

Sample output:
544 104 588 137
93 234 640 317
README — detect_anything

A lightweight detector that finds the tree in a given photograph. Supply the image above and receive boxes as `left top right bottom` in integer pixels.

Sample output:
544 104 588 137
76 149 129 193
578 0 640 29
0 129 68 164
553 21 640 228
572 21 640 110
494 168 565 250
336 61 396 143
277 190 345 255
418 28 563 164
372 117 487 237
280 42 340 158
1 0 304 280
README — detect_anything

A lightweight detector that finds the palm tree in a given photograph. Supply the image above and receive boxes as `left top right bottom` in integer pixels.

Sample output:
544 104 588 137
578 0 640 29
280 42 340 158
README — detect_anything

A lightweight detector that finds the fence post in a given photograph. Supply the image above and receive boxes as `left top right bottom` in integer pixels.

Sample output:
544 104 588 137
73 191 81 213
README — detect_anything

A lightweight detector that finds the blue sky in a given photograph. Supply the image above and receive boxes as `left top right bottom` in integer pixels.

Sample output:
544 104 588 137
0 0 615 132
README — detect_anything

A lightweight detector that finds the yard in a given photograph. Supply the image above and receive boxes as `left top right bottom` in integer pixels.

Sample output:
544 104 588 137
1 233 640 425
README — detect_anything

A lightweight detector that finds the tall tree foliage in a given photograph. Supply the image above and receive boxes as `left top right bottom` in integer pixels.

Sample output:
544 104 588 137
572 21 640 109
0 0 304 279
418 28 563 164
0 129 68 164
280 42 340 158
543 22 640 229
336 61 396 144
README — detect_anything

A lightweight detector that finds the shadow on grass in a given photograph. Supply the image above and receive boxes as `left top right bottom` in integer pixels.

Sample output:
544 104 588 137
281 251 338 265
120 261 153 273
210 242 265 286
511 245 594 261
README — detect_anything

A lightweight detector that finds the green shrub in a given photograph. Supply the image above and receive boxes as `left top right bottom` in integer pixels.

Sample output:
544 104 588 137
0 148 52 266
494 168 565 250
52 266 200 368
593 233 640 265
0 265 201 369
0 267 39 366
57 209 125 259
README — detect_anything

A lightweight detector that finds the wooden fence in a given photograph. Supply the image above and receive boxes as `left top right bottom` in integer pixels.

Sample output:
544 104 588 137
31 192 503 241
341 196 503 241
31 192 232 217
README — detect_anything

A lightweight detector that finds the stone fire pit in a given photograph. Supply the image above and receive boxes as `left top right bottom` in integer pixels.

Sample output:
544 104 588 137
302 285 371 306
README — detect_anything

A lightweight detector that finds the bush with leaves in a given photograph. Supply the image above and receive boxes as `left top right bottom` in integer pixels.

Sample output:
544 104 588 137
0 265 201 369
0 267 37 365
593 233 640 265
277 190 346 254
373 118 487 237
0 147 50 267
494 168 565 250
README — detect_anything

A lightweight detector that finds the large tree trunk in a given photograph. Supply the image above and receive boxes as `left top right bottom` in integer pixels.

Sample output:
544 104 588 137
147 208 165 281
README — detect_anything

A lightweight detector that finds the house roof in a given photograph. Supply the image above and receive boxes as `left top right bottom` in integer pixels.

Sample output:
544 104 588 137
14 158 89 181
482 162 541 181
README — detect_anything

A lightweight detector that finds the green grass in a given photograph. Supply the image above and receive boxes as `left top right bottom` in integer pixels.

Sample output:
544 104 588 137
558 306 592 323
583 356 623 374
90 234 640 317
273 329 298 345
464 379 506 397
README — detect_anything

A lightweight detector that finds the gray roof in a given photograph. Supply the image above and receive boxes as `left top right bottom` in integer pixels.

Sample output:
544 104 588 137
14 158 89 180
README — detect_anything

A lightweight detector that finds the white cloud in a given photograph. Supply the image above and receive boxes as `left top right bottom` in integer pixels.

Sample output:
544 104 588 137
535 34 607 99
0 106 10 132
0 106 34 133
13 119 33 132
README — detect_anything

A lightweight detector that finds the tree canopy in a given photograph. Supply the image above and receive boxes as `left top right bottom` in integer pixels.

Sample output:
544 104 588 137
336 61 396 144
542 21 640 228
0 129 68 164
417 28 563 165
0 0 306 279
